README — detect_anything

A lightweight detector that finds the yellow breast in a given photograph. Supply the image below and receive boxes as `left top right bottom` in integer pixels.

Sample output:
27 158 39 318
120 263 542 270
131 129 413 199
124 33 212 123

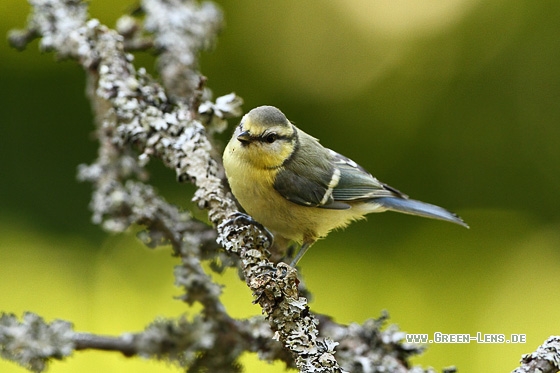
223 140 370 244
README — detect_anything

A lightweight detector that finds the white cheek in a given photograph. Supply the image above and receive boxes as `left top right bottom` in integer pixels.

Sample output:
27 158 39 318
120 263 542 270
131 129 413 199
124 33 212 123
267 142 284 154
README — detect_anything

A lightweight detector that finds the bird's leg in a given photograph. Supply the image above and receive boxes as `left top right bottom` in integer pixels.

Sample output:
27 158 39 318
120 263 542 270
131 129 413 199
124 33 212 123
289 242 311 267
285 243 298 260
277 243 298 265
228 212 274 246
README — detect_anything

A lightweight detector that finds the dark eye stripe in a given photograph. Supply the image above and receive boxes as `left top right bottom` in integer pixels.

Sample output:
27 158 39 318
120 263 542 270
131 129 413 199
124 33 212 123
257 134 289 143
257 129 295 143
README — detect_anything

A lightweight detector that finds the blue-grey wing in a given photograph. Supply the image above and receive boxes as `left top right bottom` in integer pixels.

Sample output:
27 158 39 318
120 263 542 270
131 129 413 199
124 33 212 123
329 151 468 227
329 150 405 201
272 129 405 210
272 143 351 210
272 140 468 227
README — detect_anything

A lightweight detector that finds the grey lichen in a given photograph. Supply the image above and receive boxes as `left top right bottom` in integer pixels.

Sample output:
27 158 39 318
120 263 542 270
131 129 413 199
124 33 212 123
142 0 222 100
0 313 73 373
132 317 215 363
319 314 431 373
512 336 560 373
218 219 343 372
198 92 245 134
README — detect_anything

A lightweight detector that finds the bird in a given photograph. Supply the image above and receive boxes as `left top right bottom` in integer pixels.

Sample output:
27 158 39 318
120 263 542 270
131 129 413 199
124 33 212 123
222 105 468 266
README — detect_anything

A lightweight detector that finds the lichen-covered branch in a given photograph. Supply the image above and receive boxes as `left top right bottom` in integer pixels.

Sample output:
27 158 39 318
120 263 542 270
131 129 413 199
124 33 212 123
0 312 289 373
8 0 343 371
142 0 222 100
0 313 73 373
511 336 560 373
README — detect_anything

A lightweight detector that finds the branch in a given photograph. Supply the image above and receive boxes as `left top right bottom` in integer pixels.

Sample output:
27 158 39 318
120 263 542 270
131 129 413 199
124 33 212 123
511 336 560 373
0 313 73 373
8 0 341 370
0 312 288 372
8 1 348 370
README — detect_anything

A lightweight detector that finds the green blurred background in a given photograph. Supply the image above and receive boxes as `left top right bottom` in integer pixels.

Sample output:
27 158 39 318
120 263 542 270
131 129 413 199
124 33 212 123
2 0 560 372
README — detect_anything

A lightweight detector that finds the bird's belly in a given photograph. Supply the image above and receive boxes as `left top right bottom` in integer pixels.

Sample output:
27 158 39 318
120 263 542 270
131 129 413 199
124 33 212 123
228 172 368 243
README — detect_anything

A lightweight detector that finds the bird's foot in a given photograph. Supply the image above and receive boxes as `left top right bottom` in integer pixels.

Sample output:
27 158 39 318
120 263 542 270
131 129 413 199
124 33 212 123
227 212 274 246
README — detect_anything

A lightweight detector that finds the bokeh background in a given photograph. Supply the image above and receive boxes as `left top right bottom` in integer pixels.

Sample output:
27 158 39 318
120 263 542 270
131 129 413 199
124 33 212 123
2 0 560 372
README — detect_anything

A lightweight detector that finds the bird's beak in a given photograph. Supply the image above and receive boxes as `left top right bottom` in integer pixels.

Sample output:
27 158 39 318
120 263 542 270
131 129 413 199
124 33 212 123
237 130 251 144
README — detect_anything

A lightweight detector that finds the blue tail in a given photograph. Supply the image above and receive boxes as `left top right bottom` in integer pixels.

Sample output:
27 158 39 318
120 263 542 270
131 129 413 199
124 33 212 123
374 197 468 228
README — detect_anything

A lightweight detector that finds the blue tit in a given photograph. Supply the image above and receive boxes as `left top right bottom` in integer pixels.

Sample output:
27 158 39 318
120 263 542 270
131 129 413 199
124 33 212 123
223 105 468 266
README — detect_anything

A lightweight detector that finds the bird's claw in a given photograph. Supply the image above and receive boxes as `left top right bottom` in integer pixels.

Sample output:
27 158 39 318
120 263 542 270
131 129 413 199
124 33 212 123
228 212 274 245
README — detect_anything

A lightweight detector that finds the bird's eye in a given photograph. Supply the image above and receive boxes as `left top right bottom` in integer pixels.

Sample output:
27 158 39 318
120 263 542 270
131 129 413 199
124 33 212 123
265 133 278 143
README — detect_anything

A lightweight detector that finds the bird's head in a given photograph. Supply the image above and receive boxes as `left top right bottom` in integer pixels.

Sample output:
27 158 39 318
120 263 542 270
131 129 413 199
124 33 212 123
227 106 298 169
